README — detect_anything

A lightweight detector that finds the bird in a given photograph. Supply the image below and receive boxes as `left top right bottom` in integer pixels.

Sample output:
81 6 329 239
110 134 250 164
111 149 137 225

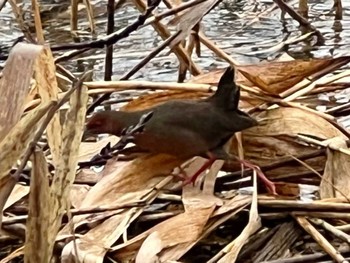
85 66 276 194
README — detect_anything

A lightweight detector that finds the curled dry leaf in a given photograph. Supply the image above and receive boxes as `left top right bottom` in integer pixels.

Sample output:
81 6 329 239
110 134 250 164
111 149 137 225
188 57 350 100
114 193 216 262
61 208 140 263
231 107 345 178
237 56 350 95
320 137 350 199
114 159 220 262
167 0 219 50
58 154 184 261
214 173 260 263
82 154 183 206
60 154 183 232
0 43 43 140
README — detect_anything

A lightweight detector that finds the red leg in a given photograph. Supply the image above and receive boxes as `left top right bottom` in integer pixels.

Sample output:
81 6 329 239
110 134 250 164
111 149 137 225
171 166 188 181
183 156 217 186
239 159 277 195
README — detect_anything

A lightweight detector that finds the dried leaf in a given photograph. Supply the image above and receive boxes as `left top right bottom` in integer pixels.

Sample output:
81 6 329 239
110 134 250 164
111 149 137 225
0 43 43 140
239 107 345 168
136 232 162 263
113 160 219 262
58 154 184 261
35 47 62 166
49 85 88 250
320 137 350 199
217 173 260 262
70 184 90 208
24 149 51 262
0 101 54 226
4 184 30 210
167 0 219 48
61 209 140 263
238 57 350 95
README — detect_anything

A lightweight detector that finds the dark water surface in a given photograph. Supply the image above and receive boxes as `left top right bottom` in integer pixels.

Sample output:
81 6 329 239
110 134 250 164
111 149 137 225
1 0 350 81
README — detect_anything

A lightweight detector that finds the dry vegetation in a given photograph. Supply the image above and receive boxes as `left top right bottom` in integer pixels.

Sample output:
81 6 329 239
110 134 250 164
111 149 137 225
1 0 350 262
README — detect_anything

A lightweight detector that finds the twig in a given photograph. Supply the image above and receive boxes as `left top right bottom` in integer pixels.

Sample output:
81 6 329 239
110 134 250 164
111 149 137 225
292 211 350 219
333 0 343 20
54 48 90 64
0 0 8 12
71 0 78 31
2 201 145 225
261 246 350 263
31 0 44 43
55 64 76 82
121 31 181 80
139 211 182 221
258 199 350 212
83 0 96 34
141 0 207 27
86 31 182 114
104 0 115 81
336 224 350 232
51 0 161 51
289 155 350 202
273 0 325 45
8 0 35 42
294 216 348 263
309 218 350 244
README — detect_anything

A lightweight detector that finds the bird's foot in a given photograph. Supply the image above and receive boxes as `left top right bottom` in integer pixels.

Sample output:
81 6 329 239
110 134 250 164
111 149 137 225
171 167 200 186
170 167 204 186
171 166 188 182
239 159 277 195
182 175 197 186
182 157 217 186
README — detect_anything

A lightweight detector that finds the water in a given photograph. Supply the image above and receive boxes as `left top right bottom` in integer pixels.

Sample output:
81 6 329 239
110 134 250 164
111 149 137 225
1 0 350 81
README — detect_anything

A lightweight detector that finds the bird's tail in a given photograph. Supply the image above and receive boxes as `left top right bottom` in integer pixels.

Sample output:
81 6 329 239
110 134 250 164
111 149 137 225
207 66 240 110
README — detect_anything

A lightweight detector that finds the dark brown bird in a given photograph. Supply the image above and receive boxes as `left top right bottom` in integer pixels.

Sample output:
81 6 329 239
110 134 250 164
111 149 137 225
85 67 276 194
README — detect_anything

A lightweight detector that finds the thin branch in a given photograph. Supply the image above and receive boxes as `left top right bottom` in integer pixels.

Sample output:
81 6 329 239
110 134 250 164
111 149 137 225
86 30 182 114
51 0 161 51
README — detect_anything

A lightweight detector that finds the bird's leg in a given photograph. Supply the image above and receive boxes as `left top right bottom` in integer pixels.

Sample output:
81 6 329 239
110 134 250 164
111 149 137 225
212 149 277 195
238 159 277 195
183 154 217 186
